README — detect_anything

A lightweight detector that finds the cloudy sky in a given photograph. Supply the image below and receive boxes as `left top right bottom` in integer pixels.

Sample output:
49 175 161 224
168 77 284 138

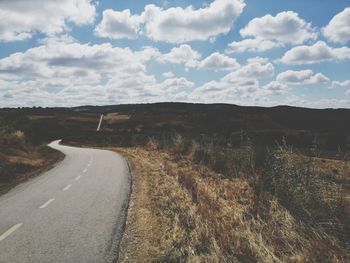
0 0 350 108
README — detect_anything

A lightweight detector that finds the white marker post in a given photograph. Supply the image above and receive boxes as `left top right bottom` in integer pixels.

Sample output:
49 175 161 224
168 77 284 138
97 114 104 131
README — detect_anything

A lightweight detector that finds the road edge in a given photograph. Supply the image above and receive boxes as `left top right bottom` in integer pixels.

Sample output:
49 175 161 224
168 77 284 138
105 153 133 263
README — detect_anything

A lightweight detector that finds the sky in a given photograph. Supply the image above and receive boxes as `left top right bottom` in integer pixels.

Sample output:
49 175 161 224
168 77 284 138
0 0 350 108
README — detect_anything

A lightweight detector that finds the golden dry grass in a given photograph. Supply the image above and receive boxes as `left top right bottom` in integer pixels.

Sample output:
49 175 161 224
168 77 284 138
104 113 131 123
0 146 63 194
116 144 349 262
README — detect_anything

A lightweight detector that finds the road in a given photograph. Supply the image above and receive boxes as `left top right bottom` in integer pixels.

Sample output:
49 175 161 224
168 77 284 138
97 114 104 131
0 140 131 263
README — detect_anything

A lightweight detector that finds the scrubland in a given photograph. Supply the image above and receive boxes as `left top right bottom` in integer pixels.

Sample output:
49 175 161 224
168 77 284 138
1 103 350 261
0 111 63 193
117 135 350 262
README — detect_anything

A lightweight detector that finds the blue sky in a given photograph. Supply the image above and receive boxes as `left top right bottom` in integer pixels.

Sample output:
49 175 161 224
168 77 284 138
0 0 349 108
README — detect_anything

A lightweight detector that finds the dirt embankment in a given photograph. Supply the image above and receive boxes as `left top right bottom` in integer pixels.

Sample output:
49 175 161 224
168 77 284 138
0 145 64 195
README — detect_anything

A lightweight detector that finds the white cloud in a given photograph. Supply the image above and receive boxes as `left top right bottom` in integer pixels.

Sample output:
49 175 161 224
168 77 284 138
332 80 350 88
162 72 175 78
143 0 245 43
187 57 277 105
240 11 317 45
227 12 317 54
157 44 201 67
95 9 142 39
226 38 282 53
94 0 245 43
0 40 166 106
263 81 289 94
160 50 240 71
0 0 96 42
223 57 274 83
279 41 350 65
277 70 329 85
304 98 350 108
196 52 240 71
135 46 161 62
0 39 206 107
189 80 271 106
160 77 195 92
323 8 350 44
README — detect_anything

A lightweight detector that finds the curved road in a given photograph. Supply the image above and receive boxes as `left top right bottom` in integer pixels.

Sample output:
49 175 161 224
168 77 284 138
0 140 131 263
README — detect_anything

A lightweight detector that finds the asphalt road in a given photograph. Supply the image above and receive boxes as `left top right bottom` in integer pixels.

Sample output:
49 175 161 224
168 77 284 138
0 140 131 263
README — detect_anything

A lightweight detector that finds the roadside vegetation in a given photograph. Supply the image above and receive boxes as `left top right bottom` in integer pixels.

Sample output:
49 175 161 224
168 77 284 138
0 111 63 194
117 134 350 262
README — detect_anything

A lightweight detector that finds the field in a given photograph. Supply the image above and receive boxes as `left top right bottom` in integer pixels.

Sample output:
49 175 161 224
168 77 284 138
1 102 350 261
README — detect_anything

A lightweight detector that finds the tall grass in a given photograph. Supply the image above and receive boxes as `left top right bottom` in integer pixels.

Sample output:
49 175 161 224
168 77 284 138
263 141 350 243
146 133 350 258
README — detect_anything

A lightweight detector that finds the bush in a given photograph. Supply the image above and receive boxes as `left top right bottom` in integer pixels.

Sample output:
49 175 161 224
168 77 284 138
1 130 26 148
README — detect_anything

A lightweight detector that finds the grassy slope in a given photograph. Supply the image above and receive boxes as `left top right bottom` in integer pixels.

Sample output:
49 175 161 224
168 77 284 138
0 110 68 194
0 145 64 194
117 144 349 262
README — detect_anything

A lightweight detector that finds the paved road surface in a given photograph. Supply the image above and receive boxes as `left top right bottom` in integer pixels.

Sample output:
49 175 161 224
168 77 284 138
0 140 131 263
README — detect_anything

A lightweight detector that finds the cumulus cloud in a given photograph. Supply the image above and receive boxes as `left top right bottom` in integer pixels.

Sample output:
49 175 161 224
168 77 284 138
189 80 271 106
187 57 278 105
160 77 195 92
93 0 245 43
226 11 316 54
262 81 289 94
160 50 240 71
332 80 350 88
240 11 317 45
279 41 350 64
105 43 236 72
195 52 240 71
223 57 274 83
95 9 142 39
226 38 282 53
0 40 166 106
0 0 96 42
162 72 175 78
143 0 245 43
323 8 350 44
134 46 161 62
0 39 205 107
157 44 201 67
277 70 329 85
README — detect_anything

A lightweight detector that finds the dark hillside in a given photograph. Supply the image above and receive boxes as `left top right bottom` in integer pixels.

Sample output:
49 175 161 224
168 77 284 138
1 103 350 153
69 103 350 153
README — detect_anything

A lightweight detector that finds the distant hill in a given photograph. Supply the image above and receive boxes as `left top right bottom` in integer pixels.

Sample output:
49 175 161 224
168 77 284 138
1 102 350 153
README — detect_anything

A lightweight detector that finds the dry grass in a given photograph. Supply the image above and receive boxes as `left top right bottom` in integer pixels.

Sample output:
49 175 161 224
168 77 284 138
66 116 98 122
0 145 63 194
28 115 56 120
116 147 181 262
116 141 349 262
313 156 350 183
104 113 131 123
